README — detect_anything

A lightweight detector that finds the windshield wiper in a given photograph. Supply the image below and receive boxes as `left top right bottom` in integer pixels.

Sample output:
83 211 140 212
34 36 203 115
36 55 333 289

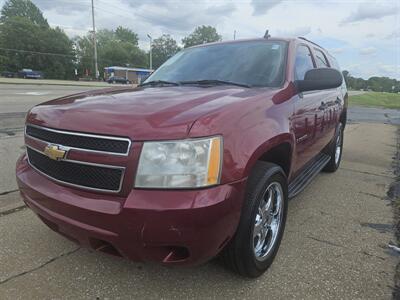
139 80 180 87
179 79 251 88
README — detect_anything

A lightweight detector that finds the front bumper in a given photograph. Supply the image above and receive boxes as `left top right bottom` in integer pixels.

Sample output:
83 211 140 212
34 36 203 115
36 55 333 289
16 153 246 265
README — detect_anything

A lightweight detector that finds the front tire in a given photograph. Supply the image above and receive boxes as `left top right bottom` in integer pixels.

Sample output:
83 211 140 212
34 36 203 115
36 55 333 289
221 162 288 277
323 122 344 172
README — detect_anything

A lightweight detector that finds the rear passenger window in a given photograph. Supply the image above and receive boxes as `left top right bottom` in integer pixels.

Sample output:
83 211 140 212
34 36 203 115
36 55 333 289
314 49 329 68
294 45 314 80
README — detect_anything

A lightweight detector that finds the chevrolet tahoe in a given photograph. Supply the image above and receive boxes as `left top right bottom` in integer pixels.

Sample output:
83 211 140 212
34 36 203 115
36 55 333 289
16 36 347 277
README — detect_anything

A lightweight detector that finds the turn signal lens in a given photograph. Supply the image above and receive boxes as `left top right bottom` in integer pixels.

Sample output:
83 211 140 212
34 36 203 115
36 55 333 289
207 137 221 185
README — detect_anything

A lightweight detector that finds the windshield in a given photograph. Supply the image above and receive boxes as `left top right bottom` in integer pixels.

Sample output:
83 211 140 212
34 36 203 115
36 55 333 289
145 40 287 87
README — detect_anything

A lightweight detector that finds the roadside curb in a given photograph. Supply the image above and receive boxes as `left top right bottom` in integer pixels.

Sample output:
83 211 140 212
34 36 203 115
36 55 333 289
0 203 27 217
0 189 26 217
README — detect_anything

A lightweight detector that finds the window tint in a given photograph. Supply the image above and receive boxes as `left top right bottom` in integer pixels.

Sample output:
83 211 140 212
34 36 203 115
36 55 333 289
294 45 314 80
314 49 329 68
328 56 344 87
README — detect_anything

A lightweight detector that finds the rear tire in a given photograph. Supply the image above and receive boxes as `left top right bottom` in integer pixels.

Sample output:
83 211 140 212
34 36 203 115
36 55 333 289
323 122 343 173
221 162 288 277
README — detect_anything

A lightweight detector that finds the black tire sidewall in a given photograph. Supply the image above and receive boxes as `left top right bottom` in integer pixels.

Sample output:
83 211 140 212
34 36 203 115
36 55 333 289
332 123 344 170
336 123 344 168
324 122 344 172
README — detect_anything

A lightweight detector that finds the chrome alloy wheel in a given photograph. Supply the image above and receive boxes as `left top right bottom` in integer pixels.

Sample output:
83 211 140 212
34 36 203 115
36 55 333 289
335 127 342 165
253 182 284 261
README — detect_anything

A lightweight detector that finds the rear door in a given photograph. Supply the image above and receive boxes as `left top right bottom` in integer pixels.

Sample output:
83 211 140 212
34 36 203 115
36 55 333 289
328 55 347 127
311 48 338 152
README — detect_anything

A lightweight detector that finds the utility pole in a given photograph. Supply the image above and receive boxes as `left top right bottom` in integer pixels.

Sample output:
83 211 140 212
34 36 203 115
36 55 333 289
147 34 152 70
91 0 99 79
233 30 236 40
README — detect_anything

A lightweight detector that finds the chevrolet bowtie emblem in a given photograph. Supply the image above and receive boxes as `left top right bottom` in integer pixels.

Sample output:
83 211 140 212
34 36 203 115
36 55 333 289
43 144 67 161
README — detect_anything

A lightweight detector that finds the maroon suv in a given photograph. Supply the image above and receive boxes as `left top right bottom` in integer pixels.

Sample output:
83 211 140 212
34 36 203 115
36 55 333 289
16 37 347 277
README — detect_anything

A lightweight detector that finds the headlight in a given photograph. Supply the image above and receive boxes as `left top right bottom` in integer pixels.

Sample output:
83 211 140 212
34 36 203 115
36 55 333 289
135 136 222 188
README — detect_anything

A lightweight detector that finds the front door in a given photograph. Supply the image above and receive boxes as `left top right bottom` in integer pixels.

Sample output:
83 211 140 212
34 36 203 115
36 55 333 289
292 44 322 174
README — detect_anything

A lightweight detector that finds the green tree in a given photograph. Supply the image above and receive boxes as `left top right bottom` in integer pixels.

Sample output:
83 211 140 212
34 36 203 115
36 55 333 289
40 26 75 79
0 1 75 79
151 34 180 69
0 17 40 72
343 71 399 92
75 27 147 78
367 76 397 92
96 29 116 49
182 25 222 48
115 26 138 45
0 0 48 27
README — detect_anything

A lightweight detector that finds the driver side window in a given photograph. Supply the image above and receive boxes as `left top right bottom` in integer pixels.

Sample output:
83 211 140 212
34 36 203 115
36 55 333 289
294 45 315 80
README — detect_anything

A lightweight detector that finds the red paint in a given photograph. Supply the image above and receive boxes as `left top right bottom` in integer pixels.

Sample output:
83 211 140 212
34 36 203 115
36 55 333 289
16 38 347 265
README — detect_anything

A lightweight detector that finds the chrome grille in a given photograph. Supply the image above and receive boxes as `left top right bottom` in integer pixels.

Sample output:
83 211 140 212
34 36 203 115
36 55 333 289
25 124 131 193
26 124 131 155
27 147 125 192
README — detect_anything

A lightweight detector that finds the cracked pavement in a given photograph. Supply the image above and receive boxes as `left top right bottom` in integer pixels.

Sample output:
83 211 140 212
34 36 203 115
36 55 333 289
0 84 399 299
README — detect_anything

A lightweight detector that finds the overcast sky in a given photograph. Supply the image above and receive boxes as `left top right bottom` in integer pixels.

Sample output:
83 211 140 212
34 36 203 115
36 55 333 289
1 0 399 79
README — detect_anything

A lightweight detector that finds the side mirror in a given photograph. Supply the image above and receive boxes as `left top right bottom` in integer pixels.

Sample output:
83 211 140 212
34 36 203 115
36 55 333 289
295 68 343 93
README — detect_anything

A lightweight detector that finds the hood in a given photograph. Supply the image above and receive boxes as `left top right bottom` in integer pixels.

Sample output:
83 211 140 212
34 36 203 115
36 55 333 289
27 86 270 140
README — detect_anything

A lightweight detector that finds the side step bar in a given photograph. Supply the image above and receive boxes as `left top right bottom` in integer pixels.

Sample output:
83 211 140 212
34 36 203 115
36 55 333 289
288 153 331 199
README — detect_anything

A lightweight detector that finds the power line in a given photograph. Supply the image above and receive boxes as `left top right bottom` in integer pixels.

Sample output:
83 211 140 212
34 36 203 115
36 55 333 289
0 46 143 63
94 5 137 20
0 47 75 58
0 47 148 68
95 0 150 21
96 0 142 17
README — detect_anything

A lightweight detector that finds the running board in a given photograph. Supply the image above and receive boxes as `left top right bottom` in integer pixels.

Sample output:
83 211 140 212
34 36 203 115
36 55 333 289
288 153 331 199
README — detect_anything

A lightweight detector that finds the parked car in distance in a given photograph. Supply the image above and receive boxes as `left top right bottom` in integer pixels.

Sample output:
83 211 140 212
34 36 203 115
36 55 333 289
18 68 43 79
16 36 347 278
107 76 131 84
1 71 15 78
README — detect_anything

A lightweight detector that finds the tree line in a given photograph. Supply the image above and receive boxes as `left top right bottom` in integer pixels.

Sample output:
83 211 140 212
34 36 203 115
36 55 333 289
1 0 398 89
0 0 221 80
342 71 400 93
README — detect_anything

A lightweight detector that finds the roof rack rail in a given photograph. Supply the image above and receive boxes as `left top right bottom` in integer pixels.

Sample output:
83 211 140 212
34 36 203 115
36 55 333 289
298 37 325 49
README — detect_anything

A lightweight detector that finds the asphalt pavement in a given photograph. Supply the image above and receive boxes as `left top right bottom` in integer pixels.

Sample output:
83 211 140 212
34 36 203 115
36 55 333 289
0 84 105 114
0 83 399 299
348 106 400 125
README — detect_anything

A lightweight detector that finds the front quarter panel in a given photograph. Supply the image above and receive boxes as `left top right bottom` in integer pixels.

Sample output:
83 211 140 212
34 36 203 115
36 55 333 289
189 85 295 184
